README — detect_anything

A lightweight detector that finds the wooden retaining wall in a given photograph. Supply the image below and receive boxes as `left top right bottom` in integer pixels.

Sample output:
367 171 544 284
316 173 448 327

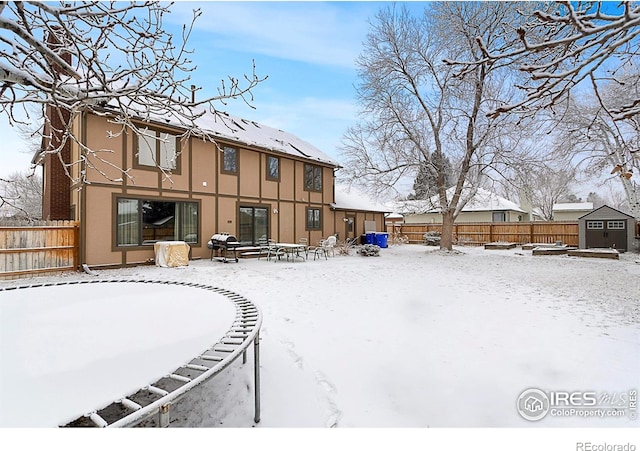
386 221 579 246
0 220 80 280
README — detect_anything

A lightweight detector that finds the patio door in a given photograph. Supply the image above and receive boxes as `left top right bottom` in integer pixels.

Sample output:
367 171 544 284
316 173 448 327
345 216 355 240
239 206 269 245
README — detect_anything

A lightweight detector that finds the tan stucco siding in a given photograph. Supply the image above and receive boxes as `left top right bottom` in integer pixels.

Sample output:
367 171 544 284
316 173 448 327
216 196 237 234
84 187 123 266
83 114 126 184
199 195 217 247
217 172 237 196
278 201 295 242
75 111 384 267
239 150 260 198
278 158 295 201
191 138 216 194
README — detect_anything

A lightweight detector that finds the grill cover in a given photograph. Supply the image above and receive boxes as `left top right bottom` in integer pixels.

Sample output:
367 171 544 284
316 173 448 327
211 233 239 243
208 234 240 250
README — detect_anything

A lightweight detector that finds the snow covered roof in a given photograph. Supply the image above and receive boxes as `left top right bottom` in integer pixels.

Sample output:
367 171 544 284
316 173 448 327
552 202 593 212
97 102 340 168
193 111 340 167
393 187 524 215
331 185 391 213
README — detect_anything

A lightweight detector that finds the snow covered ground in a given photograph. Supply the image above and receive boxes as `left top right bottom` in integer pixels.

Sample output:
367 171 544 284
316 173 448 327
1 244 639 447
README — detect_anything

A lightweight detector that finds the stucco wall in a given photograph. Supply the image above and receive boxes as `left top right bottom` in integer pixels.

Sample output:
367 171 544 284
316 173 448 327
77 113 360 267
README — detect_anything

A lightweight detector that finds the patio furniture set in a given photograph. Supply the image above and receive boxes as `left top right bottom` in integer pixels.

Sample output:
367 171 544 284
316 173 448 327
258 236 337 262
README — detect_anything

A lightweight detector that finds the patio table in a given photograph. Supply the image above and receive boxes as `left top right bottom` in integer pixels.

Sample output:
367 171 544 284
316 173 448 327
275 243 307 261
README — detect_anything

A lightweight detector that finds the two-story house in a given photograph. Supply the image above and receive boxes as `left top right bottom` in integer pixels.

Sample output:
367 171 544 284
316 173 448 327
36 104 386 268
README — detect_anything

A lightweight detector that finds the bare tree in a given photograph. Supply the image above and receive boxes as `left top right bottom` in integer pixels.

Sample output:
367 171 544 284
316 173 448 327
448 1 640 121
0 171 42 219
0 1 265 184
514 165 578 220
340 2 535 250
548 70 640 219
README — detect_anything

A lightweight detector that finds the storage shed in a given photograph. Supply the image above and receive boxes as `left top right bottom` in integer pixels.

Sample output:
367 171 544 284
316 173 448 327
578 205 636 252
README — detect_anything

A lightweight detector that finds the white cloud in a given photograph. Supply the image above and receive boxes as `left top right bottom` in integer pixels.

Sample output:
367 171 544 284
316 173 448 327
167 2 372 69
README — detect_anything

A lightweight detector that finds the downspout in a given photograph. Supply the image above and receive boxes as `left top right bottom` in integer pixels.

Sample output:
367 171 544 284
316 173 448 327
79 109 87 266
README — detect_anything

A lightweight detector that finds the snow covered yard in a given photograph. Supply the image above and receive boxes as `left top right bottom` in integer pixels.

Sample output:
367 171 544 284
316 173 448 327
1 244 638 430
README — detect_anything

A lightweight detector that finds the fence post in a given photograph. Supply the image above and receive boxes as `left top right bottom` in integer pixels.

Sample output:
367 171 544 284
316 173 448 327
530 222 534 244
73 221 80 270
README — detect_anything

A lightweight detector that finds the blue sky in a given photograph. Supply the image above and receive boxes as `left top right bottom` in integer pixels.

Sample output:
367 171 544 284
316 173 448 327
1 1 414 178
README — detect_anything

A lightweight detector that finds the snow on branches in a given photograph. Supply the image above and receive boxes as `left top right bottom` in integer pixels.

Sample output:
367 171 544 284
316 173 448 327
446 1 640 121
0 1 265 182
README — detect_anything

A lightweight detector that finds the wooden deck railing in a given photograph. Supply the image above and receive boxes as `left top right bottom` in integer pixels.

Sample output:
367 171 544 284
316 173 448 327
0 220 80 279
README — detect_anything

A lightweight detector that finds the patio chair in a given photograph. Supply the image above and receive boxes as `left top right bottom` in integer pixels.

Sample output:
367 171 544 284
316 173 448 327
257 237 270 260
298 237 310 260
266 239 285 262
313 235 336 260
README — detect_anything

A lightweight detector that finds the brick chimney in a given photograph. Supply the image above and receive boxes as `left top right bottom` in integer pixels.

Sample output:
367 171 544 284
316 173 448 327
41 28 72 220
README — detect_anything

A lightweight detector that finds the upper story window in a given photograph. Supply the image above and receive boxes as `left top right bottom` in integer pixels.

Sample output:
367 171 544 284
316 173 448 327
267 155 280 181
222 146 238 174
304 164 322 192
136 129 179 171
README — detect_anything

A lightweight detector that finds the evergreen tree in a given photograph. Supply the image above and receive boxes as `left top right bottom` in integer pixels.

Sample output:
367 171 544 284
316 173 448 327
411 154 454 200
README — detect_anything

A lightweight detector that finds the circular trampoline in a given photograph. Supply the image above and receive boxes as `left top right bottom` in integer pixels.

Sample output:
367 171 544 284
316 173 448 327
0 280 262 428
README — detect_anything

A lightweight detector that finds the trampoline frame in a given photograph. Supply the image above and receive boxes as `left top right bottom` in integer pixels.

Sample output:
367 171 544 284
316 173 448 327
0 279 262 428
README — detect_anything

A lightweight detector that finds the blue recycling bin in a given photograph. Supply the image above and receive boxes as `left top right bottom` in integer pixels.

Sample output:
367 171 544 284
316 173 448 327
375 232 388 248
365 233 376 245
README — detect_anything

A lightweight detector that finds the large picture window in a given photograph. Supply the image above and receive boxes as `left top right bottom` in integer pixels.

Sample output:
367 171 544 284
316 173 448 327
116 198 199 246
136 129 179 171
304 164 322 192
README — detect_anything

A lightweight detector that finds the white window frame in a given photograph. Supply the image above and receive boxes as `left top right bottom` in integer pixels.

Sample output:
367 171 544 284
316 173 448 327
607 221 625 230
136 129 179 171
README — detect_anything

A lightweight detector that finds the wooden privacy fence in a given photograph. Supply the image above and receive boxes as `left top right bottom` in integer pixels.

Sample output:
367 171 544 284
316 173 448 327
387 221 579 246
0 220 80 279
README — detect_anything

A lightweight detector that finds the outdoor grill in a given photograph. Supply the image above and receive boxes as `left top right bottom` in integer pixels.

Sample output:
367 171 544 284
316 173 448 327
208 233 241 263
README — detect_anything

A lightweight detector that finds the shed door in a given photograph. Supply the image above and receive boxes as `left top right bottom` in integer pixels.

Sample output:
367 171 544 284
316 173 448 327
606 220 627 252
586 220 627 251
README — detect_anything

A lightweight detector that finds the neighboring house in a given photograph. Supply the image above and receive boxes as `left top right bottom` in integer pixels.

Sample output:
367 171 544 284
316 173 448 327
35 106 386 268
529 202 594 221
550 202 593 221
395 187 526 224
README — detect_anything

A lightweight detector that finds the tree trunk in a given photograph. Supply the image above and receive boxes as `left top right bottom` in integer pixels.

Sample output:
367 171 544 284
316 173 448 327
440 211 455 250
619 175 640 221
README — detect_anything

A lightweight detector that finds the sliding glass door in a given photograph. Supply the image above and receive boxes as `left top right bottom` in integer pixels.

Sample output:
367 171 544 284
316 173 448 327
239 206 269 245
